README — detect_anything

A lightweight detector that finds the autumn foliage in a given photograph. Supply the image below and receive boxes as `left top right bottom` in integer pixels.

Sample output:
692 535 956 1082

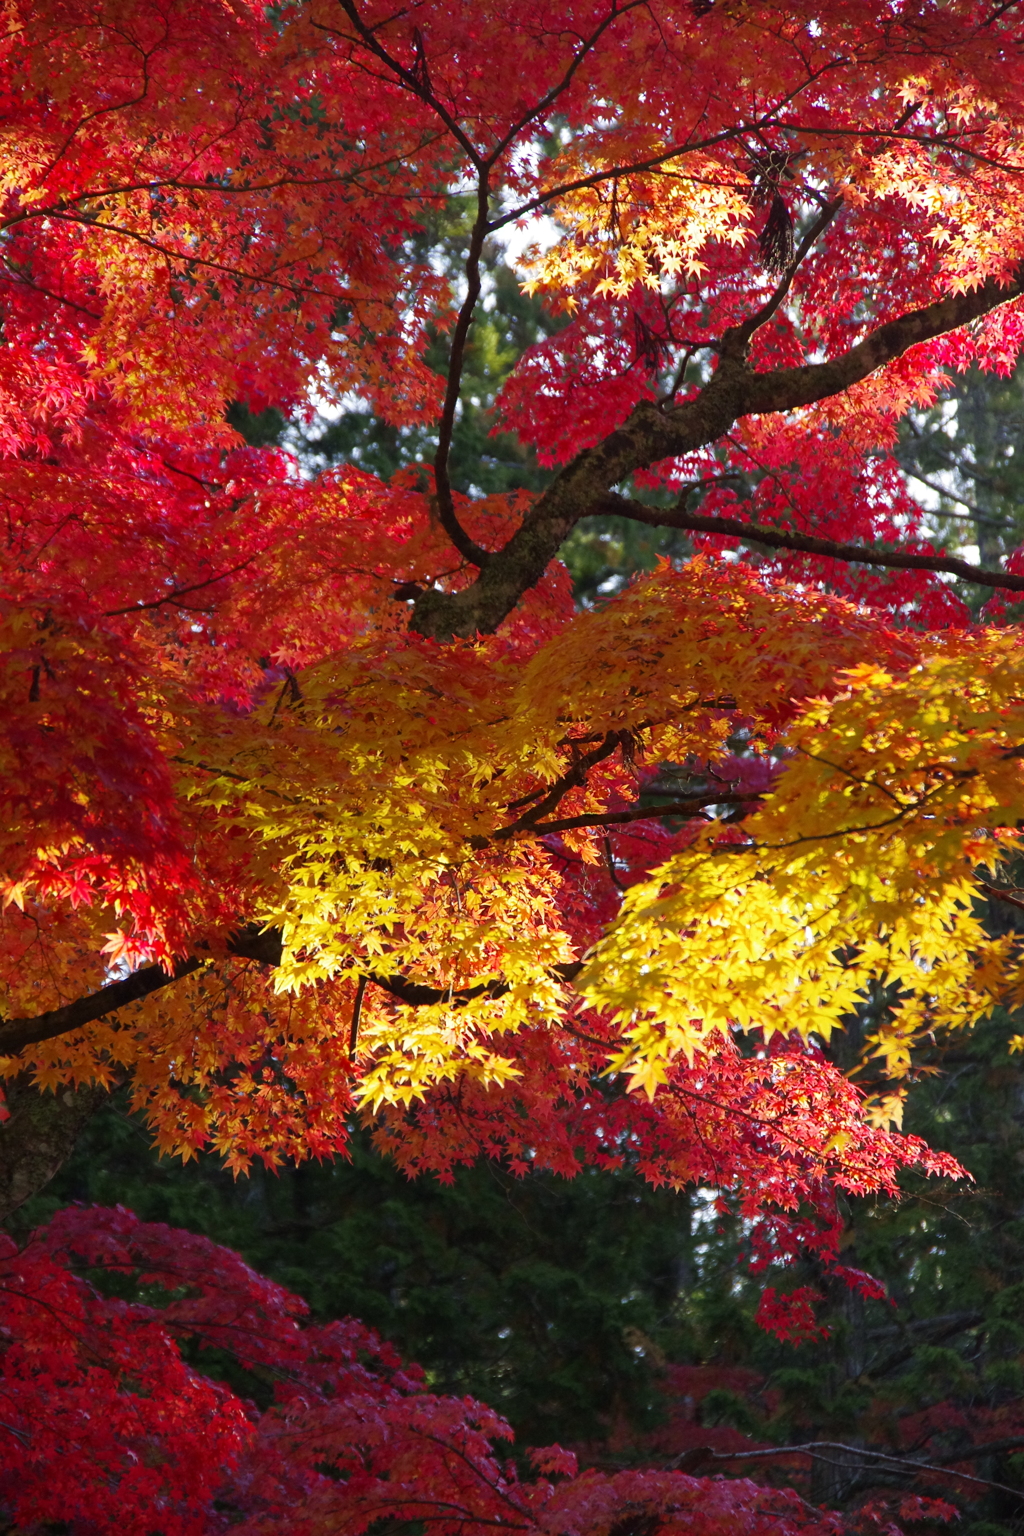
5 0 1024 1527
2 1203 872 1536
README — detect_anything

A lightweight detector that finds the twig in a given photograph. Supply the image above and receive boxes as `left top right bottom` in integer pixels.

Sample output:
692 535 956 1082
349 974 368 1057
104 558 255 617
679 1438 1024 1500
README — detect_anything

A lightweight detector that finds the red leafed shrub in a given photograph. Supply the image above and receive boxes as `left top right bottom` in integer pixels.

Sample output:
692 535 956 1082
0 1204 860 1536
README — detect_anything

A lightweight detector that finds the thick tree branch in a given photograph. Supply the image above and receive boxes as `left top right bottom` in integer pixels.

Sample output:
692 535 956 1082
602 496 1024 594
0 925 283 1058
0 958 203 1056
369 961 584 1009
737 269 1024 408
489 790 757 842
410 267 1024 641
0 928 585 1054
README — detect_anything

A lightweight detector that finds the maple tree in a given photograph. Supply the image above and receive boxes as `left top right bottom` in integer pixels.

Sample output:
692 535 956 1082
7 0 1024 1526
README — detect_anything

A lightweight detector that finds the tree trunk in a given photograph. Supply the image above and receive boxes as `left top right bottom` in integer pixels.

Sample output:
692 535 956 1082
0 1076 110 1226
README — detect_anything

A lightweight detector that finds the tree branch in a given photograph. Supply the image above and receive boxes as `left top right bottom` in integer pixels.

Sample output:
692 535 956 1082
410 266 1024 641
679 1438 1024 1501
368 961 584 1009
742 269 1024 413
0 928 585 1055
431 172 496 568
488 790 757 842
332 0 483 167
0 925 283 1058
979 880 1024 912
103 558 257 617
601 495 1024 594
498 730 631 831
724 196 844 352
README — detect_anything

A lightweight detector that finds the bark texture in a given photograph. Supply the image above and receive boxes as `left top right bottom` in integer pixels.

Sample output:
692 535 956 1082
0 1075 110 1225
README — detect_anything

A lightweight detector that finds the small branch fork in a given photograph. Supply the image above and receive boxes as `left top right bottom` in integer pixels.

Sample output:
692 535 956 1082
486 706 744 843
331 0 673 569
498 730 635 829
721 196 845 357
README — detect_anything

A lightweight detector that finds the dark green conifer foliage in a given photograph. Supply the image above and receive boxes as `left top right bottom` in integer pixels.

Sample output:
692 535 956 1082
636 1004 1024 1533
13 1104 699 1450
897 364 1024 573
